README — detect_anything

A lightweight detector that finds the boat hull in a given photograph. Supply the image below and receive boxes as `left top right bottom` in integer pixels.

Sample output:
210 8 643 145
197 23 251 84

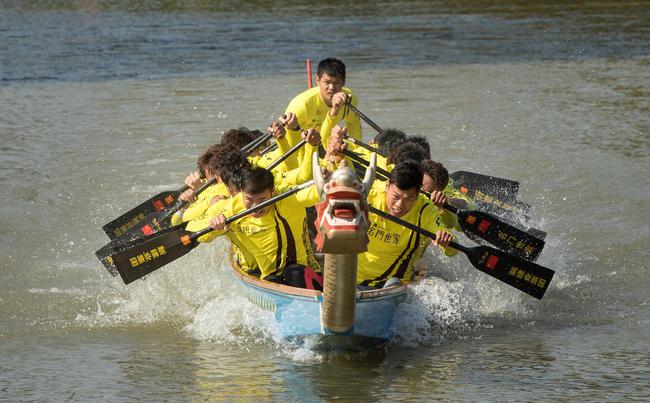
230 261 419 344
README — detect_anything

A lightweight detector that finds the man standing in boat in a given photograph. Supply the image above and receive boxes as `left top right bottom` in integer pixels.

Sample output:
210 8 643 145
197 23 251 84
280 57 362 170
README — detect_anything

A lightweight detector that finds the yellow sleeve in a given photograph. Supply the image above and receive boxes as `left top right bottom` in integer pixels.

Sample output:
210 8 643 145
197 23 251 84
170 210 184 226
252 146 282 169
422 200 458 257
294 183 321 206
280 142 317 182
276 183 320 210
439 209 460 232
185 196 238 243
268 136 295 172
285 91 310 145
319 112 337 149
180 183 229 223
284 90 312 170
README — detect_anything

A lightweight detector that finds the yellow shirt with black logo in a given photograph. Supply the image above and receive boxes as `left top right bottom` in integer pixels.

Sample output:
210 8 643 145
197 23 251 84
284 86 361 169
185 185 321 280
358 184 457 287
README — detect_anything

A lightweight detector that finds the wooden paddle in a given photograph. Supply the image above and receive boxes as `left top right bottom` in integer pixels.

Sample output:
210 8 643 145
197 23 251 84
100 136 311 261
368 206 554 299
107 177 217 246
343 150 545 261
342 105 525 207
101 133 273 241
99 180 315 284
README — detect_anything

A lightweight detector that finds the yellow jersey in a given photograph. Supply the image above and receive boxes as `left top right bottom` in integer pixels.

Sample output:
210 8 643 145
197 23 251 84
185 185 321 280
358 183 456 287
170 182 230 226
284 86 361 169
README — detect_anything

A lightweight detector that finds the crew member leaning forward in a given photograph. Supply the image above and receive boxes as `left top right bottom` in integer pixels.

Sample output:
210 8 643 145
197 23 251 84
359 159 457 288
184 165 321 286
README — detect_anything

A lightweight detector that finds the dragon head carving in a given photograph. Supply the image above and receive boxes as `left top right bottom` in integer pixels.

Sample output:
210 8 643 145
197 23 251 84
312 152 376 254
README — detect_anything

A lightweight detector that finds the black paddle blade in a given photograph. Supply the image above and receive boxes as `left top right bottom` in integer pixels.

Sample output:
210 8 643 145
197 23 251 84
109 209 175 244
463 243 554 299
472 200 549 242
457 209 545 261
101 189 182 241
109 227 198 284
95 224 186 278
450 171 520 207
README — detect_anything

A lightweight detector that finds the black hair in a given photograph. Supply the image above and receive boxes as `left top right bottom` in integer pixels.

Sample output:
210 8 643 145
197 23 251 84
220 127 258 150
374 128 407 154
421 160 449 191
206 145 251 185
407 135 431 159
317 58 346 81
242 167 275 195
387 141 429 165
389 159 423 191
227 166 250 192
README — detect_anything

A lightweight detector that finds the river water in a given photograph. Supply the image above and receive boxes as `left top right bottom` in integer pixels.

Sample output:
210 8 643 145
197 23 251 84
1 1 649 401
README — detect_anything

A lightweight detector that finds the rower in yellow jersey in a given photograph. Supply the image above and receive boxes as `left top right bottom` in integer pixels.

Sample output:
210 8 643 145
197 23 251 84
171 144 244 225
185 166 322 286
173 125 322 222
281 58 362 169
358 159 457 288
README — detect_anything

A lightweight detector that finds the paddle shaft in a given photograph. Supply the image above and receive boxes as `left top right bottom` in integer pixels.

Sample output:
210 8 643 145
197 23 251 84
189 179 314 241
241 132 273 154
368 206 459 250
367 205 553 299
344 150 545 260
346 103 385 135
266 139 307 171
260 142 278 155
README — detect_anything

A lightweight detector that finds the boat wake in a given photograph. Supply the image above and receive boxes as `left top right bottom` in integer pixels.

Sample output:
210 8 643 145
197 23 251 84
75 239 571 361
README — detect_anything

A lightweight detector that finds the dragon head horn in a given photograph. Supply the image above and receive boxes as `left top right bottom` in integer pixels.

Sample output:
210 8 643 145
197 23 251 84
312 151 325 194
361 152 376 195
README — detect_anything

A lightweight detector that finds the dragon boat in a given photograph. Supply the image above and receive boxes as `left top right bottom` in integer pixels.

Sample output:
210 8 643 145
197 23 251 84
226 153 424 348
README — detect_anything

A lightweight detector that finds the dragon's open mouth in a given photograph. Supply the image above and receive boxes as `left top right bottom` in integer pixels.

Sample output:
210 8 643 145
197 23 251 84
329 200 359 221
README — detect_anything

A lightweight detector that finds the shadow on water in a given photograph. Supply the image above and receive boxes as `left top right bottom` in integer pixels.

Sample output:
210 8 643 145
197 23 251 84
1 0 649 83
